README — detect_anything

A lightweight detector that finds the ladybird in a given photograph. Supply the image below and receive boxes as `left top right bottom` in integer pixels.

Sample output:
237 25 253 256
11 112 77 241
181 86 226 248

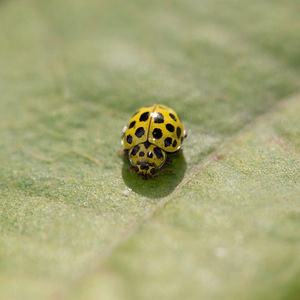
121 104 187 178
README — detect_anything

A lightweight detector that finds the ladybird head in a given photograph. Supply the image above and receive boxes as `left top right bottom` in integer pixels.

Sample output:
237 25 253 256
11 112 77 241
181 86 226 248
134 161 156 178
129 142 166 178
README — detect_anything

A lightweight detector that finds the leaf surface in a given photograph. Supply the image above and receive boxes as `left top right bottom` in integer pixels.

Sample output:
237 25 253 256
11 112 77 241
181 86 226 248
0 0 299 299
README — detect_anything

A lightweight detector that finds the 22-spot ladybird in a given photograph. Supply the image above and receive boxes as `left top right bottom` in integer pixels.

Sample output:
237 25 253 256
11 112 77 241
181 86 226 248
121 104 187 178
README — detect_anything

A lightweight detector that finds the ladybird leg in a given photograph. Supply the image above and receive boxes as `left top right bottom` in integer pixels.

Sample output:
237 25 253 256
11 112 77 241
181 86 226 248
151 174 159 179
165 156 173 165
127 165 136 172
118 149 125 156
183 129 187 139
118 149 129 158
173 148 182 153
142 175 148 180
160 169 174 174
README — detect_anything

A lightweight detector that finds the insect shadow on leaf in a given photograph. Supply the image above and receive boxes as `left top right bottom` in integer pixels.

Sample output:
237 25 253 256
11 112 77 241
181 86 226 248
121 150 187 198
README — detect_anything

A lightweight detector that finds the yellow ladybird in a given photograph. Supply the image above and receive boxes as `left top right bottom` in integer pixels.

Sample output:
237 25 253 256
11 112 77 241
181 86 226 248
121 104 186 178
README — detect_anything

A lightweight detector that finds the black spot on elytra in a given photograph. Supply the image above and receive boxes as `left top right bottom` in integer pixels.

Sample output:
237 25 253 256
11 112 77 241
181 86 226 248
172 140 177 147
131 145 140 156
135 127 145 138
139 112 149 122
139 151 145 157
150 168 155 175
126 135 132 144
144 141 151 149
164 137 172 147
135 166 139 172
166 123 175 132
169 113 177 121
176 127 182 138
154 147 163 159
154 112 164 123
147 151 153 158
129 120 136 128
152 128 162 139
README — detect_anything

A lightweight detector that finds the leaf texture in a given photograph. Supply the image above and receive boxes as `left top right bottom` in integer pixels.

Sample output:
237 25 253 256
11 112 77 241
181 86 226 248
0 0 299 299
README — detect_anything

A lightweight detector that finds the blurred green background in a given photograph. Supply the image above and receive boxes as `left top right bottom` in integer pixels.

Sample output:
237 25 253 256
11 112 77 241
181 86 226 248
0 0 300 299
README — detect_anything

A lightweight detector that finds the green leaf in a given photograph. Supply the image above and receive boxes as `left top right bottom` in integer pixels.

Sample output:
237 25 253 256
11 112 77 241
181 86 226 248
75 95 300 300
0 0 299 299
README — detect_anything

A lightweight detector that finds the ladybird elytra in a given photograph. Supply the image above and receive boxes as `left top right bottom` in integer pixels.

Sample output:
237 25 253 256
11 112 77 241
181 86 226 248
122 104 186 178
